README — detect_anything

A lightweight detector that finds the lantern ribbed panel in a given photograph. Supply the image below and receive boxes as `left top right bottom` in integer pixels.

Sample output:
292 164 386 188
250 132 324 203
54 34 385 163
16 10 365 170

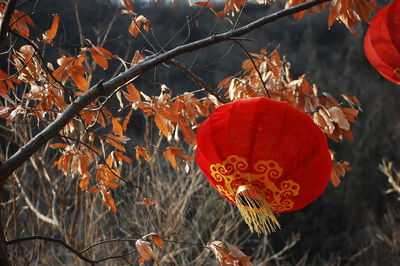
196 98 332 213
364 0 400 84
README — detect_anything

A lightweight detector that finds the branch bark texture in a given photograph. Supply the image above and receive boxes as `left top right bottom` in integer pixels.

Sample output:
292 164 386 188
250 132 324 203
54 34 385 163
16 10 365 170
0 0 330 184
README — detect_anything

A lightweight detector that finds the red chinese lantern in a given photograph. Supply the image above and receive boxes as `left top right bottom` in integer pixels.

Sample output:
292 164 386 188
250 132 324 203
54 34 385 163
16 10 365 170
364 0 400 84
196 98 332 234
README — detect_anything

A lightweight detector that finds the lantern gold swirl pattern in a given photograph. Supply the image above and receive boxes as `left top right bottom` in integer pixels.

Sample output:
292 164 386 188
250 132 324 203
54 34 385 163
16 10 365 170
210 155 300 212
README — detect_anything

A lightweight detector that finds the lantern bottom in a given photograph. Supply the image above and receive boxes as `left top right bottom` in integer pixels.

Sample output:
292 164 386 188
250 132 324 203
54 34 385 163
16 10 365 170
235 185 281 234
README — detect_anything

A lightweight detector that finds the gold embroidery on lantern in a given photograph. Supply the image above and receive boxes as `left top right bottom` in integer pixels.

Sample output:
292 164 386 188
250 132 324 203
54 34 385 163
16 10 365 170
210 155 300 211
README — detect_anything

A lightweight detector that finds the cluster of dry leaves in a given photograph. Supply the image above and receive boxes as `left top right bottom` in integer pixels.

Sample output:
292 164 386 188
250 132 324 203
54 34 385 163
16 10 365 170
218 48 360 186
212 0 377 33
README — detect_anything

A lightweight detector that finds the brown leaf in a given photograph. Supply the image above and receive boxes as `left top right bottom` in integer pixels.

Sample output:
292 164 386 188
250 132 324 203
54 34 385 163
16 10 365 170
106 134 126 152
42 14 59 43
79 175 90 190
163 147 178 170
135 146 151 163
123 83 141 103
115 151 133 164
178 121 196 145
121 110 133 132
328 107 350 130
208 241 235 265
101 190 117 213
142 233 164 248
228 245 252 266
120 0 133 12
151 234 164 248
143 198 155 207
194 1 214 8
49 143 67 149
128 15 150 37
155 114 173 139
131 50 145 67
135 239 154 262
112 118 124 139
89 46 114 70
215 0 246 17
71 66 89 91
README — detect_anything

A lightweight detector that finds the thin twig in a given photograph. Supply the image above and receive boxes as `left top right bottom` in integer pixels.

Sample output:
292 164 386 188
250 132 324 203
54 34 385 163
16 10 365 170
165 59 227 104
6 235 96 264
233 40 270 97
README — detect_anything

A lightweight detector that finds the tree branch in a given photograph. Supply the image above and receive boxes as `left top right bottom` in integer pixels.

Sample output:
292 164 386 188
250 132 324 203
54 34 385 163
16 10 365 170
0 0 330 183
6 235 96 264
0 0 17 47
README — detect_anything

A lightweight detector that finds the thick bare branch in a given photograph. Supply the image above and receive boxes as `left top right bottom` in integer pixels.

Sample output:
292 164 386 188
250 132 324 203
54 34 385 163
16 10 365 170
0 0 330 184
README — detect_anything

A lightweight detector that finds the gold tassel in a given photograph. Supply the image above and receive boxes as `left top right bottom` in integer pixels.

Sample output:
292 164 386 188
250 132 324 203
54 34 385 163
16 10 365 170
235 185 281 234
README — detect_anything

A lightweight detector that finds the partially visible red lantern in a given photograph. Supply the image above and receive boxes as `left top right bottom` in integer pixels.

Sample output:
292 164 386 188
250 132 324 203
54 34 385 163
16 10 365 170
364 0 400 84
196 98 332 234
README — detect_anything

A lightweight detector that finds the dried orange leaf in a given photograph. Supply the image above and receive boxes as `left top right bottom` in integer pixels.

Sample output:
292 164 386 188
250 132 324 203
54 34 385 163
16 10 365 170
194 1 214 8
122 109 134 131
142 233 164 248
115 151 133 164
135 146 151 163
49 143 67 149
135 239 154 262
102 191 117 213
89 46 114 70
131 50 145 67
87 186 100 193
79 175 90 190
152 234 164 248
123 83 141 102
112 118 124 139
42 14 59 43
106 134 126 152
143 198 155 207
207 241 235 265
163 147 178 170
128 15 150 37
120 0 133 11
